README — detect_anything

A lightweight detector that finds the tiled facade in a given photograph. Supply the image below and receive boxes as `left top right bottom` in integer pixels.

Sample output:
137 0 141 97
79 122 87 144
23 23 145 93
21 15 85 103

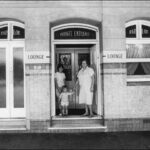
0 0 150 132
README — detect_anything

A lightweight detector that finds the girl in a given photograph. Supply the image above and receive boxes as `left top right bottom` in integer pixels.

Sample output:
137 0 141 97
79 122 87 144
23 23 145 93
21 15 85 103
59 85 74 116
55 64 66 115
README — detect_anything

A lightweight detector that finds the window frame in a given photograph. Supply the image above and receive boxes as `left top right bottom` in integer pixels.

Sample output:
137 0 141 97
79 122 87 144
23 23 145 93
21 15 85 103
0 21 25 41
126 20 150 82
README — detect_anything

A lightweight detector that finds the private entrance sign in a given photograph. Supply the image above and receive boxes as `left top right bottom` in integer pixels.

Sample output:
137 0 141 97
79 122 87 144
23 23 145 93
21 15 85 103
54 28 96 39
25 51 50 64
103 51 126 63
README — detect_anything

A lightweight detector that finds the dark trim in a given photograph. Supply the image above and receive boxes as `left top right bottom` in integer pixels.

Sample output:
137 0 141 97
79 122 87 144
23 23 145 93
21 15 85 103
103 63 126 69
102 73 126 75
127 81 150 86
100 21 105 126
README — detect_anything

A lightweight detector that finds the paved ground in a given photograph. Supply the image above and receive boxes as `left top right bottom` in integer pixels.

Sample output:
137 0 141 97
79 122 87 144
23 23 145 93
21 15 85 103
0 131 150 149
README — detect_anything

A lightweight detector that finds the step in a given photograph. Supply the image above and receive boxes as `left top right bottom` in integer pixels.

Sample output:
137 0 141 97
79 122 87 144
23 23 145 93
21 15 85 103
0 119 26 130
51 115 104 128
48 126 107 133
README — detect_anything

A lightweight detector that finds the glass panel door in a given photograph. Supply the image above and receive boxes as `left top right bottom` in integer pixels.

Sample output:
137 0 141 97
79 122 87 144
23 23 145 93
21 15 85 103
13 48 24 108
55 48 75 109
0 45 9 118
10 44 25 118
55 47 90 115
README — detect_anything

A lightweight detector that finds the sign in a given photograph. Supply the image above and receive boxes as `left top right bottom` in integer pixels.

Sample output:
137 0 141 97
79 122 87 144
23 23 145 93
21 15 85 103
126 25 136 38
142 25 150 38
13 26 25 39
25 51 50 64
54 28 96 40
0 26 8 39
103 51 126 63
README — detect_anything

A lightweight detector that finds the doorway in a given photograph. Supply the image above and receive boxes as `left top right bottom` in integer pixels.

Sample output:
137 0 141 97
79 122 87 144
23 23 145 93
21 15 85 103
55 44 98 115
51 22 102 117
0 42 25 118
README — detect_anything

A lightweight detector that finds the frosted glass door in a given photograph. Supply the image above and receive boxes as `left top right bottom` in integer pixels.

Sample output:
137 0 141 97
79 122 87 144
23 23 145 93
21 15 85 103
0 47 9 118
13 48 24 108
0 48 6 108
11 46 25 118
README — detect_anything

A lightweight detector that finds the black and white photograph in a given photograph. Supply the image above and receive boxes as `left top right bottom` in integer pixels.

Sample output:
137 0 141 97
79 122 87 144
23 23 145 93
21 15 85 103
0 0 150 149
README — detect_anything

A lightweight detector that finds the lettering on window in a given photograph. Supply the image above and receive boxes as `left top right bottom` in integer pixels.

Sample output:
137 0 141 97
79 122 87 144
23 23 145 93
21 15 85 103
126 25 136 38
13 26 25 39
0 26 8 39
54 28 96 40
142 25 150 38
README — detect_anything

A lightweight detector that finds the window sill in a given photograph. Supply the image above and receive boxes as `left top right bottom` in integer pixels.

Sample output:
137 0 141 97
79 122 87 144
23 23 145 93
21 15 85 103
127 75 150 82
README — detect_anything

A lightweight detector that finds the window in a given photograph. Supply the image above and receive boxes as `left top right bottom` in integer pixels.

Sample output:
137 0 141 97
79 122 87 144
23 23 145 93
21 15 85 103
126 20 150 81
0 25 8 39
0 21 25 41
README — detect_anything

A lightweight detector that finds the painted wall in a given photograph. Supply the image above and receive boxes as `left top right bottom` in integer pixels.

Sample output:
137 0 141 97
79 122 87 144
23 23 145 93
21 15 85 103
103 1 150 119
0 0 149 123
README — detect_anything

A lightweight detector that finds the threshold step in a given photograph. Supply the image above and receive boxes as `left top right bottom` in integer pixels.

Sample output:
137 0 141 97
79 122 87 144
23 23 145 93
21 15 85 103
48 126 107 133
52 115 102 120
51 116 103 127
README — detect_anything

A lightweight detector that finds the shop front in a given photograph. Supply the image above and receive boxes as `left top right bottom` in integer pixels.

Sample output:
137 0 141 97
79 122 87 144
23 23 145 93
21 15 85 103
0 0 150 133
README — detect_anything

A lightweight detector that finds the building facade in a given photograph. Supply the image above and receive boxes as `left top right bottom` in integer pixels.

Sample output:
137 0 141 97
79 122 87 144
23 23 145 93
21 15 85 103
0 0 150 132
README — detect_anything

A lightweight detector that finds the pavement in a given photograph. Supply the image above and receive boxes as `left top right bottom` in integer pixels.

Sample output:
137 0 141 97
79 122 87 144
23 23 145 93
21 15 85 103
0 131 150 149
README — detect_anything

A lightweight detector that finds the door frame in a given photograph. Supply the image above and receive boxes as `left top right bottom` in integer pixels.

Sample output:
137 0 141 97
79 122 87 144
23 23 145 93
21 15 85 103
0 41 26 118
56 48 91 109
51 23 102 117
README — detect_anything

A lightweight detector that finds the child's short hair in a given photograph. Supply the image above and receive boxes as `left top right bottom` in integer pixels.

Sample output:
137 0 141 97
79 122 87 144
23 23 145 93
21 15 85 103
57 63 64 71
62 85 67 90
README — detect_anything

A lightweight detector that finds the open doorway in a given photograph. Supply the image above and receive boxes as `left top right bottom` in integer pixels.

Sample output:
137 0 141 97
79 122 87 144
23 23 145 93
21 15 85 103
51 22 102 118
55 44 98 116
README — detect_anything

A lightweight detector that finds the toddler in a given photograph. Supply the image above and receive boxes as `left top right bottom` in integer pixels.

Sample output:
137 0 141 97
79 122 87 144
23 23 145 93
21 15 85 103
59 85 74 116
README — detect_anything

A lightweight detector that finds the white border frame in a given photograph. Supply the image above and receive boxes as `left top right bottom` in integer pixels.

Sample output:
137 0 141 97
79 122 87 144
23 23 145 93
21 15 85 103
51 23 101 117
126 20 150 82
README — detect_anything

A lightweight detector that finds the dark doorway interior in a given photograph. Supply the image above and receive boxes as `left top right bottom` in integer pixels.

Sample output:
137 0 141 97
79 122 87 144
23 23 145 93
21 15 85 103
55 44 97 116
56 109 85 115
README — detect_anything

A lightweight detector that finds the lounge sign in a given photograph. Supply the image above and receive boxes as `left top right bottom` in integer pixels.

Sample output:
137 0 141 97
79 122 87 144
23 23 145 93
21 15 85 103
103 51 126 63
25 51 50 64
54 28 96 40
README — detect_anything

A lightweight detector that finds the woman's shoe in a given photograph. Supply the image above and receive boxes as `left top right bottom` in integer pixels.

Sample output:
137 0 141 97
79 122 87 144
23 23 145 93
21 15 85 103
89 114 94 118
81 113 88 116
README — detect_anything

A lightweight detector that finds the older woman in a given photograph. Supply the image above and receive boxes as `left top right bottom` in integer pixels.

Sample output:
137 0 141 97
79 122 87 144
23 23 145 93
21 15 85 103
75 59 95 117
